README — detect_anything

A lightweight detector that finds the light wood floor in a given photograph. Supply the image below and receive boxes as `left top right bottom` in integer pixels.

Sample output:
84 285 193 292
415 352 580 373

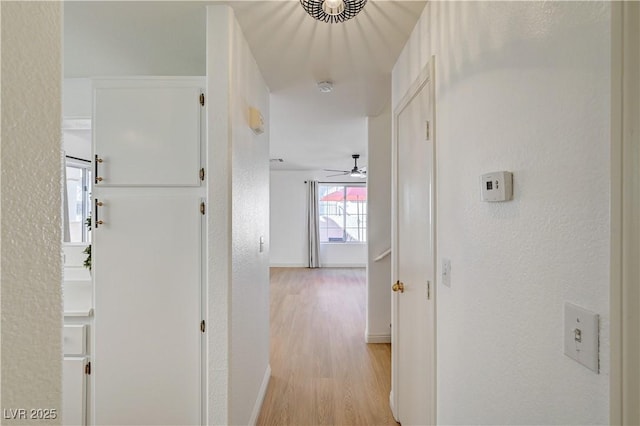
257 267 398 426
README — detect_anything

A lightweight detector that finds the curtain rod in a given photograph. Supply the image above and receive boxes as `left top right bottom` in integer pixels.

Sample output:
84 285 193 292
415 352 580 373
65 155 91 163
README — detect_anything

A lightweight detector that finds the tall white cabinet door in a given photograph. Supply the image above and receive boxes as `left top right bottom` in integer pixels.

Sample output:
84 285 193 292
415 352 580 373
93 83 202 186
93 193 201 425
63 357 87 426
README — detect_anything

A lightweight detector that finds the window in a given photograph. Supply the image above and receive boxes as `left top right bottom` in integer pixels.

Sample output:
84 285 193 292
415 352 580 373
65 158 92 243
318 184 367 243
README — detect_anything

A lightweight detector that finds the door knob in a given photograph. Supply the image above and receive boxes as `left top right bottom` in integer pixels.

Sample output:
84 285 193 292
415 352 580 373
392 280 404 293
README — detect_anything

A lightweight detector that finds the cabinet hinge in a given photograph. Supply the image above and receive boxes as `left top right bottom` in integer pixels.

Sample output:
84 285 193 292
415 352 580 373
85 362 91 375
200 320 206 333
199 93 205 107
200 202 206 215
426 120 430 141
427 281 431 300
199 168 205 181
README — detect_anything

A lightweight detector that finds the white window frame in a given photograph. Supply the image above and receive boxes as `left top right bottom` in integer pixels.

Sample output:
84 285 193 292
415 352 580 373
65 156 92 243
318 183 367 244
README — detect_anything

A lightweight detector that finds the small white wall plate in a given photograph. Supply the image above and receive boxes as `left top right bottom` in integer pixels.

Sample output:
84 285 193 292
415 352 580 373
564 302 599 373
480 171 513 202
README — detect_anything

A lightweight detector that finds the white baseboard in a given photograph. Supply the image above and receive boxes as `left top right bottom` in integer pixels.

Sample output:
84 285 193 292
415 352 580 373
249 364 271 426
390 390 398 422
366 333 391 343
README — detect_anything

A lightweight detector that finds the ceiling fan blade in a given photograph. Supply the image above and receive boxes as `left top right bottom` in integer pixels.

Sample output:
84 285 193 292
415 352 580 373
323 169 349 173
326 172 348 177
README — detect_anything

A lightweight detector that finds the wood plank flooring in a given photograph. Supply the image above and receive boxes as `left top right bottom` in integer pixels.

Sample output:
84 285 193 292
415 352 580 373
257 267 398 426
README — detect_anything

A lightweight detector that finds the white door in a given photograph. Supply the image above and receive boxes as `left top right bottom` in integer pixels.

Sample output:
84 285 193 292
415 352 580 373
392 70 436 425
93 192 202 425
93 82 202 186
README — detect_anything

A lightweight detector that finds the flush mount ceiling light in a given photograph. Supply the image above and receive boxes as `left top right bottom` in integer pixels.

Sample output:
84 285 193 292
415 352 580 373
317 81 333 93
300 0 367 24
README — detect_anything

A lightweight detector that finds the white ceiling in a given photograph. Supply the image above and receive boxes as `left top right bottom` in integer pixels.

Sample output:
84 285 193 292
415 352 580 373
64 0 426 172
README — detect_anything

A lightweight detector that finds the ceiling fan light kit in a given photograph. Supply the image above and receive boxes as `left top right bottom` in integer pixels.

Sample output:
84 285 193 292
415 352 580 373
300 0 367 24
324 154 367 179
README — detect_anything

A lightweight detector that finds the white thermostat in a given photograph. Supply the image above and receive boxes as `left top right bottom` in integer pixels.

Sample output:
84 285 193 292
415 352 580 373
480 171 513 202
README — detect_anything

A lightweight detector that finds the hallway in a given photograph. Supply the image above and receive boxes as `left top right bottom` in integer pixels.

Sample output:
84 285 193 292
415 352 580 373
258 268 397 425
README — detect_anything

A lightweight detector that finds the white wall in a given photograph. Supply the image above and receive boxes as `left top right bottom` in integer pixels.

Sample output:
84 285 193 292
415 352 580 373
270 170 367 267
64 2 205 78
207 6 271 425
62 79 92 161
1 2 63 423
63 130 91 161
393 2 611 424
366 104 392 343
63 78 92 118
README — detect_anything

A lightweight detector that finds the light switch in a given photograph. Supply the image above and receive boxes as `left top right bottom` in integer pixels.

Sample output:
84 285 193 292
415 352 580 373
442 259 451 287
564 302 599 373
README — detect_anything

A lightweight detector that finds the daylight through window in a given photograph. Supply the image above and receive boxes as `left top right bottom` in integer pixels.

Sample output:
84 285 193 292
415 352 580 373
318 184 367 243
66 158 92 243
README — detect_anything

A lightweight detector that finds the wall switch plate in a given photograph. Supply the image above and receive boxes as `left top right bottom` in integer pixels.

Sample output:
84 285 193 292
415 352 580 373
442 259 451 287
480 171 513 202
564 302 599 373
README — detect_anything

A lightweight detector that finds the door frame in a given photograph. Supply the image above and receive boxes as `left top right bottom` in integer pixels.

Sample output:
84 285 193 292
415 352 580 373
611 2 640 424
390 57 437 424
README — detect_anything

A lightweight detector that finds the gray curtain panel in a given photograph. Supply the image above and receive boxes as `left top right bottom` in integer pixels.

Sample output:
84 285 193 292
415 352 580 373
307 180 321 268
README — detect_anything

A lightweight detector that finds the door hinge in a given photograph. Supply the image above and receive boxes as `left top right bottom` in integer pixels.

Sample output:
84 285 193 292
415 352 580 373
426 120 430 141
200 202 206 215
199 168 205 181
199 93 205 107
200 320 206 333
85 362 91 375
427 281 431 300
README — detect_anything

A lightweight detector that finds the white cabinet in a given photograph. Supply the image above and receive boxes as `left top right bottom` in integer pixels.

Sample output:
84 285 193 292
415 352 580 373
63 357 88 426
63 325 89 426
93 80 202 187
92 78 204 426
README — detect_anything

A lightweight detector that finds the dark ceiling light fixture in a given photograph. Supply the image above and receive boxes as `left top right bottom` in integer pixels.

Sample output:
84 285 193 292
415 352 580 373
300 0 367 24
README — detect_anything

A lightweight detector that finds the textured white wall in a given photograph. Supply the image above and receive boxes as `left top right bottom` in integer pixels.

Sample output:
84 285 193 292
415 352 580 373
207 9 232 422
1 2 63 424
206 6 271 425
229 14 271 426
270 170 368 267
366 104 392 342
393 2 611 424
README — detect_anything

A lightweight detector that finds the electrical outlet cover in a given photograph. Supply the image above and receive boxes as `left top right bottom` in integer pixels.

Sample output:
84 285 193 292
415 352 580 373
564 302 599 373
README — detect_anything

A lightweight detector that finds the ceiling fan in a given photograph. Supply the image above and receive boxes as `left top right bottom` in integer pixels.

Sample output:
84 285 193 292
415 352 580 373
325 154 367 178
